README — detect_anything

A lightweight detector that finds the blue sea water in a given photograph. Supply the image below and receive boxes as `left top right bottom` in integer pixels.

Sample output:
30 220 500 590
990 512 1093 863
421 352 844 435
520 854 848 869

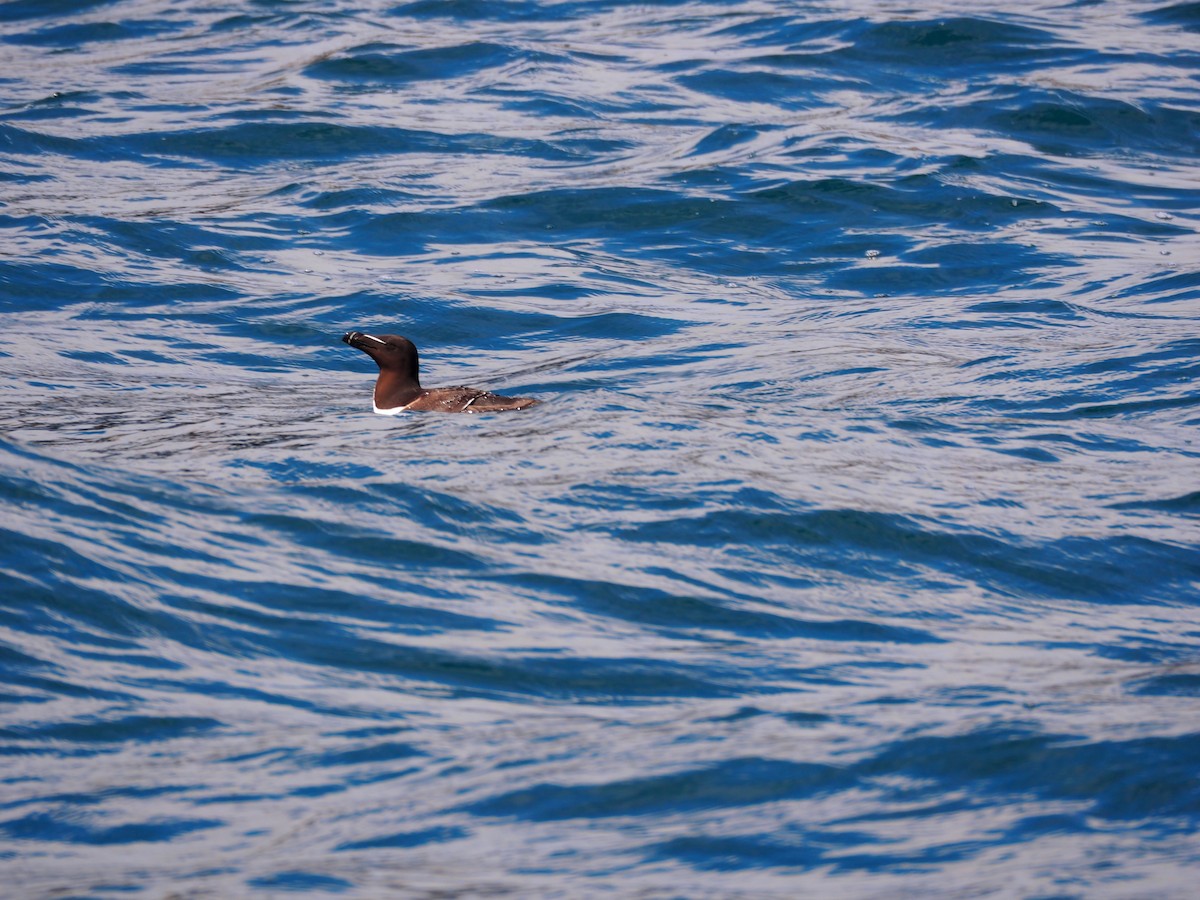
1 0 1199 895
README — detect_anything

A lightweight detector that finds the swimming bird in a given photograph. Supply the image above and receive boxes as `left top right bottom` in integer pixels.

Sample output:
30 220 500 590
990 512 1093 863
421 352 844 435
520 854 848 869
342 332 538 414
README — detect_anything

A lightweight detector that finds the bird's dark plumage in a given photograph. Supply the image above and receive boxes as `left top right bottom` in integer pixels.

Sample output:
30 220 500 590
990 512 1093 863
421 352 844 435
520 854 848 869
342 332 538 414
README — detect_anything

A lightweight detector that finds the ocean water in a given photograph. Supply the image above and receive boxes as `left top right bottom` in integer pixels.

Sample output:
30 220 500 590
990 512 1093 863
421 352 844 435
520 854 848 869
1 0 1199 896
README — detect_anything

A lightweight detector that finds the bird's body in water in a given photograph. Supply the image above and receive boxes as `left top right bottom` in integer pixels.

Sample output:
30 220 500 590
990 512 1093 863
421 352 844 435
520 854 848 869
342 332 538 414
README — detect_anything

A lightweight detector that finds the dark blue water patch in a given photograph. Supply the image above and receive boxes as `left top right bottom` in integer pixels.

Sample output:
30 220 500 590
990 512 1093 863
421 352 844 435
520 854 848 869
381 303 604 350
94 121 579 169
491 572 942 645
645 829 885 873
330 205 526 259
613 503 1200 606
305 40 560 85
846 17 1062 70
546 310 686 344
2 715 220 745
1109 491 1200 516
905 89 1200 159
82 883 150 896
1009 391 1200 421
337 725 416 740
991 444 1060 463
246 871 353 893
0 122 91 158
677 69 830 110
786 143 925 179
0 0 114 24
555 482 737 518
674 824 1008 875
0 810 223 845
707 13 845 48
1115 266 1200 305
290 783 344 800
863 727 1200 822
298 185 426 212
143 597 389 667
1000 94 1200 158
833 242 1054 297
233 629 770 702
482 186 743 243
969 337 1200 419
632 727 1200 874
1130 673 1200 697
305 208 433 256
1143 1 1200 30
700 16 1066 97
1053 336 1199 377
962 297 1089 326
241 514 485 573
171 680 356 718
0 642 49 675
60 348 128 366
237 458 381 483
336 824 467 851
465 183 892 276
0 636 132 706
462 757 853 821
687 123 773 158
1003 532 1197 607
782 711 833 728
0 168 51 185
745 174 1042 233
486 90 602 120
593 340 739 374
466 278 618 303
388 0 550 22
0 258 241 313
562 0 698 12
238 490 533 566
229 321 368 371
1 532 219 653
309 740 426 768
1000 161 1196 219
308 480 538 542
65 210 274 270
209 11 282 33
703 706 834 728
1091 636 1198 666
926 303 1081 335
0 91 108 123
701 705 767 724
3 18 177 47
340 297 679 356
68 649 183 672
170 576 501 638
0 783 194 815
340 177 1057 282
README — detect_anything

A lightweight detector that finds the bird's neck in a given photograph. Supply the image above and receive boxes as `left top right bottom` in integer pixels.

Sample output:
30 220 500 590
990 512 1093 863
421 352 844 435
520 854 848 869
374 370 423 410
